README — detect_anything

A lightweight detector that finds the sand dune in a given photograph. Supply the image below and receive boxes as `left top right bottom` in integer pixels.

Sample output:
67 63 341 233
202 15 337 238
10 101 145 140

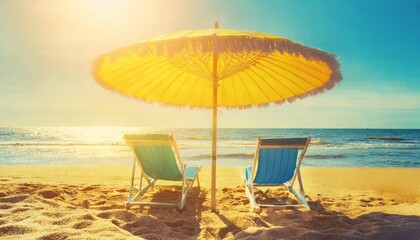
0 166 419 239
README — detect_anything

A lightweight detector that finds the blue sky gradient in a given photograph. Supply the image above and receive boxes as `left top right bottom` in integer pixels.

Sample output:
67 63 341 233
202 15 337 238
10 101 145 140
0 0 419 128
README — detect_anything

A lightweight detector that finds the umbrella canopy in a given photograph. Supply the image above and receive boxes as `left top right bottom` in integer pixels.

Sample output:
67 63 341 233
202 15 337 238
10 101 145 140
92 22 342 212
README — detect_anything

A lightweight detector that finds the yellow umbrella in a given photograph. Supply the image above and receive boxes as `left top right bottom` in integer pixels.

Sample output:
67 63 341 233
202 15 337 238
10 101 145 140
92 22 342 212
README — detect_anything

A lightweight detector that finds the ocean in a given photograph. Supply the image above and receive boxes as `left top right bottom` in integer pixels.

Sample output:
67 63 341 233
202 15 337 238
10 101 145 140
0 127 419 168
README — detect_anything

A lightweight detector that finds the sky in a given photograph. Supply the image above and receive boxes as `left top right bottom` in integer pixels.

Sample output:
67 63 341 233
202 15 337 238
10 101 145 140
0 0 419 128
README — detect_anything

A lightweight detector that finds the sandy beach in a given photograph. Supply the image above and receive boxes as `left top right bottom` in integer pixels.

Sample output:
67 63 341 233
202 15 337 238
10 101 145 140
0 166 419 239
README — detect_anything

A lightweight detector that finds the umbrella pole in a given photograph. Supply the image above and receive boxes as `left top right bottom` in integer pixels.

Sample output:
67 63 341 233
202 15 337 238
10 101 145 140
211 23 219 212
211 56 218 212
211 80 217 212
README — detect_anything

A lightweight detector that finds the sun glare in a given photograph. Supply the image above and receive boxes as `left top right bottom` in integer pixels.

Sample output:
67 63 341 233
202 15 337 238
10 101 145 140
85 0 126 18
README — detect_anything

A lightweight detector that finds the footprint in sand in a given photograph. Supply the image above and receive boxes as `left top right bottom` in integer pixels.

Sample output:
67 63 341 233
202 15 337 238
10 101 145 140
81 200 90 209
123 216 168 235
334 202 350 208
97 210 138 222
93 200 106 206
38 232 77 240
17 186 34 192
63 189 77 195
72 220 93 229
0 195 29 203
52 216 74 226
52 214 95 226
0 204 13 210
81 214 96 221
359 197 387 207
80 185 100 191
96 204 123 211
37 190 61 199
10 207 31 213
0 225 33 236
164 220 200 236
115 188 127 193
41 211 65 219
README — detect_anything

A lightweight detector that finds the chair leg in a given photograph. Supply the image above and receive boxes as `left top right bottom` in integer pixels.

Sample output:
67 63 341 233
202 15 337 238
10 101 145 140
196 173 200 189
286 170 310 209
289 186 310 209
127 158 136 203
135 179 157 200
179 168 200 211
243 169 259 211
179 176 188 211
245 181 259 211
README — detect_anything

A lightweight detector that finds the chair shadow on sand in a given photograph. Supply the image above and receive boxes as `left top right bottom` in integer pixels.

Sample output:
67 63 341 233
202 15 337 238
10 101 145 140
121 185 206 239
120 185 420 240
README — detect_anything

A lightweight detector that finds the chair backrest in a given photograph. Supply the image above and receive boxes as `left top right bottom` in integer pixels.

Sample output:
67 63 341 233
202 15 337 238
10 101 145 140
124 134 183 181
253 137 310 185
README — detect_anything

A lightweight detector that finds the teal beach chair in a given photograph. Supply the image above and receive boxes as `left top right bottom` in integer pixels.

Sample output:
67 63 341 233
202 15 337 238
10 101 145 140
124 134 200 211
244 137 311 211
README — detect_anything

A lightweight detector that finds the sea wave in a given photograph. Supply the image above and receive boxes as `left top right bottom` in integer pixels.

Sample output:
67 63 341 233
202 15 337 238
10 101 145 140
190 153 254 160
306 154 346 159
308 140 420 150
178 140 255 149
0 142 126 147
310 139 328 145
363 136 408 141
179 136 208 141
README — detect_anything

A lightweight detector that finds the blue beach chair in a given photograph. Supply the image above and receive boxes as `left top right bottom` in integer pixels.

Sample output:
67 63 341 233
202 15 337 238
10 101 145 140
124 134 201 211
244 137 311 211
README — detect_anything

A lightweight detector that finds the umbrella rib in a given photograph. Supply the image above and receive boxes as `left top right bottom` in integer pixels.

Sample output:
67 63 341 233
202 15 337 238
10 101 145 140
253 62 308 94
199 72 208 107
170 53 213 81
267 59 325 87
261 57 327 86
167 73 197 106
134 63 185 98
99 60 170 97
241 68 276 102
246 65 293 100
182 74 200 106
120 62 174 93
102 57 168 87
219 51 265 80
236 72 256 105
222 71 239 107
197 57 214 80
118 60 172 89
220 52 243 79
100 56 163 81
143 67 188 101
285 54 332 75
219 51 239 79
266 54 330 78
123 60 178 94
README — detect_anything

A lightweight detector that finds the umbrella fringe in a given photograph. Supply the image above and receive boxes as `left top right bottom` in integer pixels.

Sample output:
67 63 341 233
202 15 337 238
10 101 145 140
105 36 337 64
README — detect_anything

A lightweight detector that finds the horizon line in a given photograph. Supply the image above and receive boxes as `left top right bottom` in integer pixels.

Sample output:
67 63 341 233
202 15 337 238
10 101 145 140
0 126 419 130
